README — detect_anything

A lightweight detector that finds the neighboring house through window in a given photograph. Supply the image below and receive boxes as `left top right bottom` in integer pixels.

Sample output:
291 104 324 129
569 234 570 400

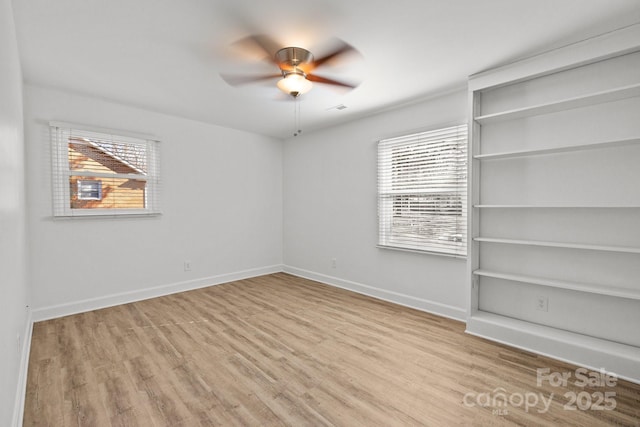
51 122 160 217
377 124 467 257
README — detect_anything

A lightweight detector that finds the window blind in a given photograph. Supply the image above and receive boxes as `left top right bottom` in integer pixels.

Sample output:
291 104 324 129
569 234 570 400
50 123 161 217
378 124 467 256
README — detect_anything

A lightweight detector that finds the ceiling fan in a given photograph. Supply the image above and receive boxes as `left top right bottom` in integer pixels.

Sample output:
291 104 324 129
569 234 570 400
221 35 360 98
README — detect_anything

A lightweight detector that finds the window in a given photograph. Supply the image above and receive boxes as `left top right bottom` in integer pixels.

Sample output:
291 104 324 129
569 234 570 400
51 122 160 217
77 180 102 200
378 124 467 256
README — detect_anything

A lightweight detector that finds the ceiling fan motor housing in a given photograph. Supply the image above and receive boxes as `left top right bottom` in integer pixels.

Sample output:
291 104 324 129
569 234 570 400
275 47 314 75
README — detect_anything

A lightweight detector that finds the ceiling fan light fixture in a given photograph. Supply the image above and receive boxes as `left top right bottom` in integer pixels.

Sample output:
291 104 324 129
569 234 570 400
277 72 313 97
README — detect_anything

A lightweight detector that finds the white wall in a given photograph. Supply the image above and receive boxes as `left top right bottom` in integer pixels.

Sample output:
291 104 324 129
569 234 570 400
0 0 30 424
24 85 283 317
283 89 468 320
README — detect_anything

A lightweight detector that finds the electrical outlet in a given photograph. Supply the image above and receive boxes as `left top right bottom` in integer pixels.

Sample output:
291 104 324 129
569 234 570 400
184 260 192 272
331 258 337 268
536 296 548 312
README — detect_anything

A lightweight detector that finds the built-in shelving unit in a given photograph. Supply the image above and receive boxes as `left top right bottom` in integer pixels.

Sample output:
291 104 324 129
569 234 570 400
466 26 640 381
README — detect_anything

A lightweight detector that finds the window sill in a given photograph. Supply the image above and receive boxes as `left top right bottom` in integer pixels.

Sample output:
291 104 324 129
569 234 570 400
53 211 162 220
376 244 467 259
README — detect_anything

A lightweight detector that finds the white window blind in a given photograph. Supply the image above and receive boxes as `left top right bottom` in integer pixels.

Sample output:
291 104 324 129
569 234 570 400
51 123 161 217
378 124 467 256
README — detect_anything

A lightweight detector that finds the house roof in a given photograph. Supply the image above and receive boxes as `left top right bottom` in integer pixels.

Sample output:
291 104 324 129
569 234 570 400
69 137 147 176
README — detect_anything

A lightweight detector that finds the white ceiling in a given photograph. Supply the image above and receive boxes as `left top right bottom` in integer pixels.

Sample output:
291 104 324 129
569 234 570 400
11 0 640 139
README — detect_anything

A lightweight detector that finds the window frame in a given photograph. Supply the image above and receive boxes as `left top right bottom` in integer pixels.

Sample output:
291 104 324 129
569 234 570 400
377 123 468 258
50 122 161 218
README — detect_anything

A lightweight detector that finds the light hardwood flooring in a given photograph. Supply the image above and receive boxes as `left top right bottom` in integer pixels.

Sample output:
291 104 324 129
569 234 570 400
24 273 640 426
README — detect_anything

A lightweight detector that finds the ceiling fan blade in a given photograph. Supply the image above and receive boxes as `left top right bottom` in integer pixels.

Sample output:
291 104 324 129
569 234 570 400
306 74 357 88
246 34 282 62
221 73 282 86
229 34 282 65
303 41 355 72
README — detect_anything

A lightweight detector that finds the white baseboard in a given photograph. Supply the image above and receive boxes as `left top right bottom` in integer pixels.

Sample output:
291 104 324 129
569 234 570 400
467 312 640 385
283 265 467 322
13 306 33 427
31 264 284 322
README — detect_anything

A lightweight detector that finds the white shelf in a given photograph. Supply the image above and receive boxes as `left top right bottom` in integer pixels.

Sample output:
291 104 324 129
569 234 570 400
474 269 640 300
474 137 640 160
467 311 640 359
474 237 640 254
474 204 640 209
474 83 640 124
466 311 640 384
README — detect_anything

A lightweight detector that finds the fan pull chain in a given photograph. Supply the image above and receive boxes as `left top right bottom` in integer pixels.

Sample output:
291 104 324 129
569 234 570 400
293 96 302 137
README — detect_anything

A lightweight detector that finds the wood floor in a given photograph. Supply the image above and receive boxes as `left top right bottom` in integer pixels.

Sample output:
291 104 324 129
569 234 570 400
24 273 640 426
